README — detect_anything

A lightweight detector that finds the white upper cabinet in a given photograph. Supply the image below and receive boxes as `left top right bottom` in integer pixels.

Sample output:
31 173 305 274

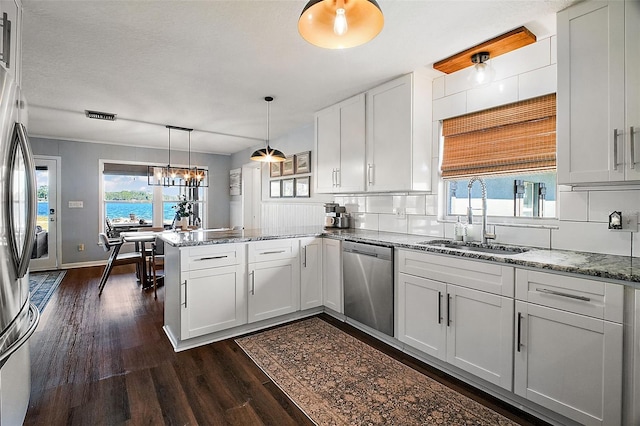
314 93 365 193
366 72 432 192
558 0 640 184
0 0 22 85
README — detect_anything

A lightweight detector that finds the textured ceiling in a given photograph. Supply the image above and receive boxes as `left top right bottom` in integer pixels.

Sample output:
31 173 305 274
21 0 577 155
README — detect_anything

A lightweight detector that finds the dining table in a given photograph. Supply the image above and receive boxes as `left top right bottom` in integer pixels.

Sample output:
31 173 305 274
121 231 163 289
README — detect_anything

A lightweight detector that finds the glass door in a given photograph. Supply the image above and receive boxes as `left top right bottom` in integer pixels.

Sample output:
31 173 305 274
30 157 59 271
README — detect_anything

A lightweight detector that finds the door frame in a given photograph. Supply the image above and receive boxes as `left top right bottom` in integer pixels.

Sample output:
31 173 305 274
30 155 61 271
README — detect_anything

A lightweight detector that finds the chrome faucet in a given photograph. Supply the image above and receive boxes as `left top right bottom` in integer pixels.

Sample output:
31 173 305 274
467 177 496 244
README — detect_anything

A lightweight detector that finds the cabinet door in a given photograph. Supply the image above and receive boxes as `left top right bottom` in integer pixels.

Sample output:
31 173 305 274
0 0 21 85
322 238 342 313
446 285 514 390
337 93 365 193
248 258 300 323
627 0 640 180
315 104 341 193
514 301 622 425
300 237 322 310
181 264 247 339
397 273 446 359
558 0 626 184
366 74 412 191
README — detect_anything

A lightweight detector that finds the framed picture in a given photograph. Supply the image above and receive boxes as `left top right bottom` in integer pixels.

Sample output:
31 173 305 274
295 176 310 198
270 180 281 198
281 178 295 197
282 156 294 176
270 162 281 178
295 151 311 174
229 168 241 196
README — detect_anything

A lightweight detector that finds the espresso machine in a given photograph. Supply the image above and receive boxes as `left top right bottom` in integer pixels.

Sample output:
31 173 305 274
324 203 350 228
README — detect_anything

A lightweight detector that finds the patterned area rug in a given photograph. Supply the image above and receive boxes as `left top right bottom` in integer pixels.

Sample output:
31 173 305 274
236 317 518 425
29 270 66 312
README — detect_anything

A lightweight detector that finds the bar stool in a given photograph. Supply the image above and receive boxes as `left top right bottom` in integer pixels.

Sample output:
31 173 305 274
98 233 144 296
149 236 164 300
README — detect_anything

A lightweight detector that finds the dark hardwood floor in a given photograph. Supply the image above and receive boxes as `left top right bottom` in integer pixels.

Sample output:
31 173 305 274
25 266 548 425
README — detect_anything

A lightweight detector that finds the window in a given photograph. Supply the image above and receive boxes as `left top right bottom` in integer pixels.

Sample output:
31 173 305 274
101 161 206 230
441 94 557 218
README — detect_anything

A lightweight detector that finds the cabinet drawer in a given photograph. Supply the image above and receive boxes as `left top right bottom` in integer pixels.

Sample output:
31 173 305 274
181 244 244 271
515 269 623 323
397 249 514 297
248 239 298 263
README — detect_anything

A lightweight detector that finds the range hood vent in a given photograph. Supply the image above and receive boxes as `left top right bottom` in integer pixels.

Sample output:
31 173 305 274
85 110 117 121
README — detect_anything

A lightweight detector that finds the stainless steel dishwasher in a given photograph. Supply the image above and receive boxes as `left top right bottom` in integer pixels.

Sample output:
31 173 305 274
342 241 393 336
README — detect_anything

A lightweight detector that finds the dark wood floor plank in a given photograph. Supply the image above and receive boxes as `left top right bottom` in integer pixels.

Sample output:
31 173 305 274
25 265 544 426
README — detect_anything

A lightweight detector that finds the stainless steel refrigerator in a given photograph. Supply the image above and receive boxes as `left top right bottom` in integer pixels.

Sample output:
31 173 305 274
0 65 40 425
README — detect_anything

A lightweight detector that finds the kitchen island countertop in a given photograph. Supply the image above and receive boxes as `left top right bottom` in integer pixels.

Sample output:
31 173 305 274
160 227 640 287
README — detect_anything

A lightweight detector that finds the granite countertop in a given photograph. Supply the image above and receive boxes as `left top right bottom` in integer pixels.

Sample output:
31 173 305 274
161 227 640 288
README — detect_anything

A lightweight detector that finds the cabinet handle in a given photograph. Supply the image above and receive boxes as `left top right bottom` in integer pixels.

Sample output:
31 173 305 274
632 126 638 169
517 312 523 352
437 291 442 324
260 250 286 255
336 169 341 187
182 280 187 308
333 169 337 187
536 287 591 302
367 163 373 185
195 255 228 261
250 271 255 295
613 128 621 170
303 246 307 267
0 13 10 68
446 294 451 326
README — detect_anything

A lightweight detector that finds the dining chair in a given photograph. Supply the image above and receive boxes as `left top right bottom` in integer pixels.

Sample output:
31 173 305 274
149 236 164 300
98 233 144 296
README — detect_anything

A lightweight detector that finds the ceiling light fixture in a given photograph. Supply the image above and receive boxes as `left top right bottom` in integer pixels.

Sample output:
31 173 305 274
251 96 286 163
470 51 495 85
148 125 209 187
298 0 384 49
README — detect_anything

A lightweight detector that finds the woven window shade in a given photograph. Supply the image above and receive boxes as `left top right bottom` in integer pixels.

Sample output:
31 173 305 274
441 94 556 179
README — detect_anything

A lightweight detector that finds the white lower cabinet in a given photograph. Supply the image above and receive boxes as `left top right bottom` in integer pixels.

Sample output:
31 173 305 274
322 238 343 313
514 269 623 425
181 264 246 338
164 243 247 341
300 237 322 310
396 249 514 391
247 239 300 323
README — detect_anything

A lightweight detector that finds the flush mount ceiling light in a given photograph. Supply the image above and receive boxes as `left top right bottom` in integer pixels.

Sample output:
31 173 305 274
148 125 209 187
251 97 286 163
433 26 536 75
298 0 384 49
470 51 495 85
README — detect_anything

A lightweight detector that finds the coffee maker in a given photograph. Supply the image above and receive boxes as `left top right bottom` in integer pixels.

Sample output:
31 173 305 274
324 203 350 228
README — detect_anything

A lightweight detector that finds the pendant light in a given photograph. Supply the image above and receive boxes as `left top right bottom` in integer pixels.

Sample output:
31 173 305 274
148 125 209 187
298 0 384 49
470 52 495 86
250 96 286 163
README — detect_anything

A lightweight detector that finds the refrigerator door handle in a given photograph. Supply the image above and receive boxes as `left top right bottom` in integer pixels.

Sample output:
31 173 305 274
0 302 39 368
8 123 37 279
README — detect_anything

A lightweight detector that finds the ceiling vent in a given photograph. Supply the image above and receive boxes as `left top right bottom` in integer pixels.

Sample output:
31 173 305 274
85 110 117 121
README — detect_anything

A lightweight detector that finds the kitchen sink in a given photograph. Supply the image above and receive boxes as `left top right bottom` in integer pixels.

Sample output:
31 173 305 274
417 239 529 256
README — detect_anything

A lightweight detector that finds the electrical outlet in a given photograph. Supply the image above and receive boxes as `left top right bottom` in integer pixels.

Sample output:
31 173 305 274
609 212 638 232
78 244 84 251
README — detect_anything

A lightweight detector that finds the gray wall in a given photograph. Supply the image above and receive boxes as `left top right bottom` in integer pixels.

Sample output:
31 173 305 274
30 137 231 265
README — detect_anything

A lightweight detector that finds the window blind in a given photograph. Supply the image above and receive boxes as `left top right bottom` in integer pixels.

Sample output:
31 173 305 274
440 94 556 179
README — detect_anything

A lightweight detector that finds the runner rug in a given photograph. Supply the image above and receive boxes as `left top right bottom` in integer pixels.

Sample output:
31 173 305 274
29 270 66 312
236 317 517 425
